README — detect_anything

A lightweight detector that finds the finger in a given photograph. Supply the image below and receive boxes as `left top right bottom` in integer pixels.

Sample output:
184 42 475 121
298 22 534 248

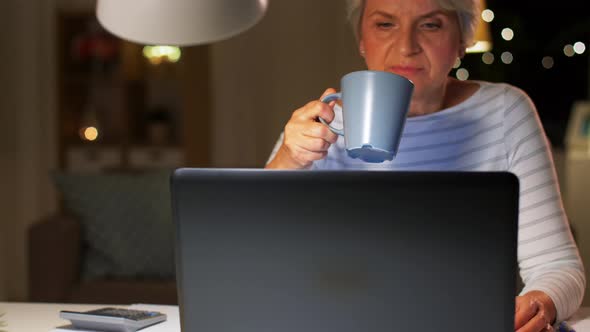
515 297 539 330
516 312 550 332
285 120 336 145
316 101 337 124
320 88 339 112
290 146 328 163
296 136 331 153
302 101 337 125
302 123 339 144
294 101 335 123
320 88 337 99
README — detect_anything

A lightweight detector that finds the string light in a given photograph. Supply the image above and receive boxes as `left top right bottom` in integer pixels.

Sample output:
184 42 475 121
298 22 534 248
482 52 494 65
469 9 584 76
501 52 513 64
573 42 586 54
482 9 494 22
501 28 514 41
456 68 469 81
541 56 554 69
563 44 575 57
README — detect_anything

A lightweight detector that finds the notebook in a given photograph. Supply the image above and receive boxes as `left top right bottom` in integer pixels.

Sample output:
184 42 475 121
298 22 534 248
171 169 519 332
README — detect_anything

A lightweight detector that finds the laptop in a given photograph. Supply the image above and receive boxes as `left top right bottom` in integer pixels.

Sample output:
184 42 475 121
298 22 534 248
171 169 519 332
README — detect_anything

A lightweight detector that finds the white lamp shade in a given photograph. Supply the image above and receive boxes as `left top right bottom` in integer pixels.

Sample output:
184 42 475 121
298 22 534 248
96 0 268 46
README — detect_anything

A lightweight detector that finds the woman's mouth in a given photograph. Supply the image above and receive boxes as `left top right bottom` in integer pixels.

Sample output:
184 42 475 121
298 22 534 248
389 66 422 77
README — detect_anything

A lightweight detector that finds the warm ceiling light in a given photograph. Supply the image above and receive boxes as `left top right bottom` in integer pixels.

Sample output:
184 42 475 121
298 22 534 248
466 0 493 53
143 46 182 64
82 127 99 141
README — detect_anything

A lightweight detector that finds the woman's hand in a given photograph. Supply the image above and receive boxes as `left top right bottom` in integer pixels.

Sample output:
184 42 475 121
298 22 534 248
266 88 340 169
515 290 557 332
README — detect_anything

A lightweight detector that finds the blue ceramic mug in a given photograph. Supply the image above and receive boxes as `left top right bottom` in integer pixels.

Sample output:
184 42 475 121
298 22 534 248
320 70 413 163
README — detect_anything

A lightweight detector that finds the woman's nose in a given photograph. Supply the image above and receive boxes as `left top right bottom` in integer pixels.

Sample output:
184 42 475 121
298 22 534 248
397 27 420 56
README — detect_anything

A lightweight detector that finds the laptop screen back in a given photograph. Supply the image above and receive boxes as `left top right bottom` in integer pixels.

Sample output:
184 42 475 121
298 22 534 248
171 169 519 332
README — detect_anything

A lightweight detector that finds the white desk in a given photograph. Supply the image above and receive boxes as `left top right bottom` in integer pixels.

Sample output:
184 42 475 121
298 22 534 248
1 302 590 331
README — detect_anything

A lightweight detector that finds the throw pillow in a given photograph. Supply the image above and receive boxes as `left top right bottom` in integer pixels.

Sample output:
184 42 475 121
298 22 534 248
52 170 175 280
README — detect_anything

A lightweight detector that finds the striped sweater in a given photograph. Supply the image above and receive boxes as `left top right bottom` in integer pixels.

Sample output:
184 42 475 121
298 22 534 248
267 81 585 321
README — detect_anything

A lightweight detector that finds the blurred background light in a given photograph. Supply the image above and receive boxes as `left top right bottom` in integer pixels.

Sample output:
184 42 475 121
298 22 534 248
563 44 575 57
501 51 513 64
482 52 494 64
456 68 469 80
142 45 182 65
501 28 514 41
573 41 586 54
80 127 99 141
482 9 494 23
542 56 554 69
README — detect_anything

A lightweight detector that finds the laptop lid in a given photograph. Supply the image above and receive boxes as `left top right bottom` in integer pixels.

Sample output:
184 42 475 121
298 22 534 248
171 169 519 332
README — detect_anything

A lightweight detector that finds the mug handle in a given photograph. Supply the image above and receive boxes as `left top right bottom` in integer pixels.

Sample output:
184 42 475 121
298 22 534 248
319 93 344 136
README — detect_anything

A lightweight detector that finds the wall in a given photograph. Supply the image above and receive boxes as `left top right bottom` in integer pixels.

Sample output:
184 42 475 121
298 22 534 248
210 0 365 167
0 1 58 300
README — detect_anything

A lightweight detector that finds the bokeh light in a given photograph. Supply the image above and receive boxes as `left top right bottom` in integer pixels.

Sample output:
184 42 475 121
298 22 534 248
541 56 554 69
501 52 513 64
482 9 494 23
563 44 575 57
81 127 99 141
142 45 182 64
573 42 586 54
456 68 469 81
482 52 494 65
501 28 514 41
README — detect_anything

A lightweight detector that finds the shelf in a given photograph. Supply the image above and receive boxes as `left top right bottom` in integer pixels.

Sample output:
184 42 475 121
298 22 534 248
57 10 188 171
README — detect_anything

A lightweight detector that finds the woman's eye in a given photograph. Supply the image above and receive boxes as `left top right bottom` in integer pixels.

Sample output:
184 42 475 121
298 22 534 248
376 22 393 29
421 22 441 30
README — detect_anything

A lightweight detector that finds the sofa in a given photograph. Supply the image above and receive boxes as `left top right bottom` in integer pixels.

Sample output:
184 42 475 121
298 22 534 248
28 170 178 305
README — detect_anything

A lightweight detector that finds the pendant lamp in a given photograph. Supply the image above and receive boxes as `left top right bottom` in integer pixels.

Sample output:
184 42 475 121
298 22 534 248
96 0 268 46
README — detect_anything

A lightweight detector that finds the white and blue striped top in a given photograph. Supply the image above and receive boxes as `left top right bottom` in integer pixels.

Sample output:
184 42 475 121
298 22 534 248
268 81 585 321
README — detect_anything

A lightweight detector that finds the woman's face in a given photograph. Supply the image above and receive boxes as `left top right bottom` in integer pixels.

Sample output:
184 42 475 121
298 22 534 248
359 0 464 99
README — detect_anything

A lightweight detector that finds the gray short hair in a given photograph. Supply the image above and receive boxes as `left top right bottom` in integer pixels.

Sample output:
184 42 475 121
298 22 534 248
346 0 480 48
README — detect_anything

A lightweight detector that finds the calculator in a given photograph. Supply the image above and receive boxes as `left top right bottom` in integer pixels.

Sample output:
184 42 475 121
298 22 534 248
59 307 167 332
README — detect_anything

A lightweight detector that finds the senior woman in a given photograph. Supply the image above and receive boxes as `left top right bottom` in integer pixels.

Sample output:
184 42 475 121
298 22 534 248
265 0 585 331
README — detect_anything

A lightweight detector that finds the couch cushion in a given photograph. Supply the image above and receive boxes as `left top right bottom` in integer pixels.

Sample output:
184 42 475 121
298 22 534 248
53 171 175 280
